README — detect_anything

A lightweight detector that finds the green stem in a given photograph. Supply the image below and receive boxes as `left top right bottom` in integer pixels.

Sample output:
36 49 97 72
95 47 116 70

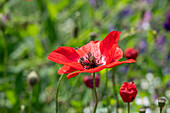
112 69 119 113
106 69 110 113
128 103 130 113
93 73 98 113
63 76 80 113
56 75 64 113
160 108 162 113
2 32 8 113
126 65 132 81
29 88 33 113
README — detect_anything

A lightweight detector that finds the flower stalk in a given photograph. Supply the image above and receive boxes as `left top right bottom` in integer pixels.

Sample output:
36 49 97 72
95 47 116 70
106 69 110 113
29 88 33 113
112 68 119 113
158 98 166 113
93 73 98 113
56 75 64 113
128 102 130 113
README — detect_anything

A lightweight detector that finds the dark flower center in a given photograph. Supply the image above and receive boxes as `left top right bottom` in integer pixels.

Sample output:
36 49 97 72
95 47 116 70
79 52 101 69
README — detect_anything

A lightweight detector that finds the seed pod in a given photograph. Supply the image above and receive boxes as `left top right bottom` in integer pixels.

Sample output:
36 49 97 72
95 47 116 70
90 32 97 41
139 107 146 113
158 97 166 108
27 71 40 87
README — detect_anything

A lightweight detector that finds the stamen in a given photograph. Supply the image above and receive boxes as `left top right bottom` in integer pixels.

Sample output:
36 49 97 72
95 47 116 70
79 52 102 69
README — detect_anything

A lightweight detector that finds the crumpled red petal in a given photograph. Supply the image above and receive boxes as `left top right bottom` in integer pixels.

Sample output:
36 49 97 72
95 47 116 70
58 65 77 75
105 44 117 64
100 31 121 57
76 41 101 58
105 59 136 68
112 47 123 61
48 46 80 65
66 65 106 79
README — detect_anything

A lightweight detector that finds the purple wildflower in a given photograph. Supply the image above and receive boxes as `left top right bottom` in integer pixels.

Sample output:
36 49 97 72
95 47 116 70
166 81 170 88
138 39 147 53
163 10 170 31
164 68 170 74
120 6 132 17
89 0 96 7
156 36 166 50
143 11 152 22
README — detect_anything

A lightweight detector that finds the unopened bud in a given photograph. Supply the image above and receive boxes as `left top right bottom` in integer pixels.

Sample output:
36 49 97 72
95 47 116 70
27 71 40 87
152 30 157 36
73 25 79 38
90 32 97 41
139 107 145 113
158 97 166 108
0 14 6 31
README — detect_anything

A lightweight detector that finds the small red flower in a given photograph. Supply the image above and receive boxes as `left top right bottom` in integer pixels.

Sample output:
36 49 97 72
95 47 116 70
119 81 138 103
83 74 100 89
48 31 136 79
124 48 138 60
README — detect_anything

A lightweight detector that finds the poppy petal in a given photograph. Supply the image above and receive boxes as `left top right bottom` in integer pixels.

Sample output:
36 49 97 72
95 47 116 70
67 65 106 79
112 47 123 61
100 31 121 57
106 44 117 64
58 65 76 75
105 59 136 68
76 41 101 58
48 46 80 64
64 62 84 71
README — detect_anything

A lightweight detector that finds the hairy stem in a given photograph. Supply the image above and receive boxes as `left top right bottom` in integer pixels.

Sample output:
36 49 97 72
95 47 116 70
106 69 110 113
56 75 64 113
112 69 119 113
93 73 98 113
29 88 33 113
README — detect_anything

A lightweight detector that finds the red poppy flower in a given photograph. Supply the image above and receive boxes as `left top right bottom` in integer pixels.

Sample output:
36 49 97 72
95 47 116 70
83 74 100 89
119 81 138 103
48 31 136 79
124 48 138 60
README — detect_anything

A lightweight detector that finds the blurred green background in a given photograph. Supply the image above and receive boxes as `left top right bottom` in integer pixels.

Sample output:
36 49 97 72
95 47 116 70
0 0 170 113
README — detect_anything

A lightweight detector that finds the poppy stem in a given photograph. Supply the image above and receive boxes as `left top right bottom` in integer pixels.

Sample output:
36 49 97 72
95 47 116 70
93 73 98 113
29 87 33 113
112 69 119 113
56 75 64 113
128 102 130 113
106 69 110 113
160 108 162 113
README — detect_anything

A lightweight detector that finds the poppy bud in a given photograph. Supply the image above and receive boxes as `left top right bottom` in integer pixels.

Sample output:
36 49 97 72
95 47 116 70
158 97 166 108
125 48 138 60
0 14 6 31
27 71 40 87
139 107 146 113
83 74 100 89
73 25 79 38
90 32 97 41
119 81 138 103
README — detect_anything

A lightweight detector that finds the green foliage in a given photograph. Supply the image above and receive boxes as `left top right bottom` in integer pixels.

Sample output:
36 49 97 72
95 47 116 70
0 0 169 113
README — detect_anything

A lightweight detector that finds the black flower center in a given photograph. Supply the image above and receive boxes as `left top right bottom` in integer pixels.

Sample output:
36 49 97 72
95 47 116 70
79 52 101 69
